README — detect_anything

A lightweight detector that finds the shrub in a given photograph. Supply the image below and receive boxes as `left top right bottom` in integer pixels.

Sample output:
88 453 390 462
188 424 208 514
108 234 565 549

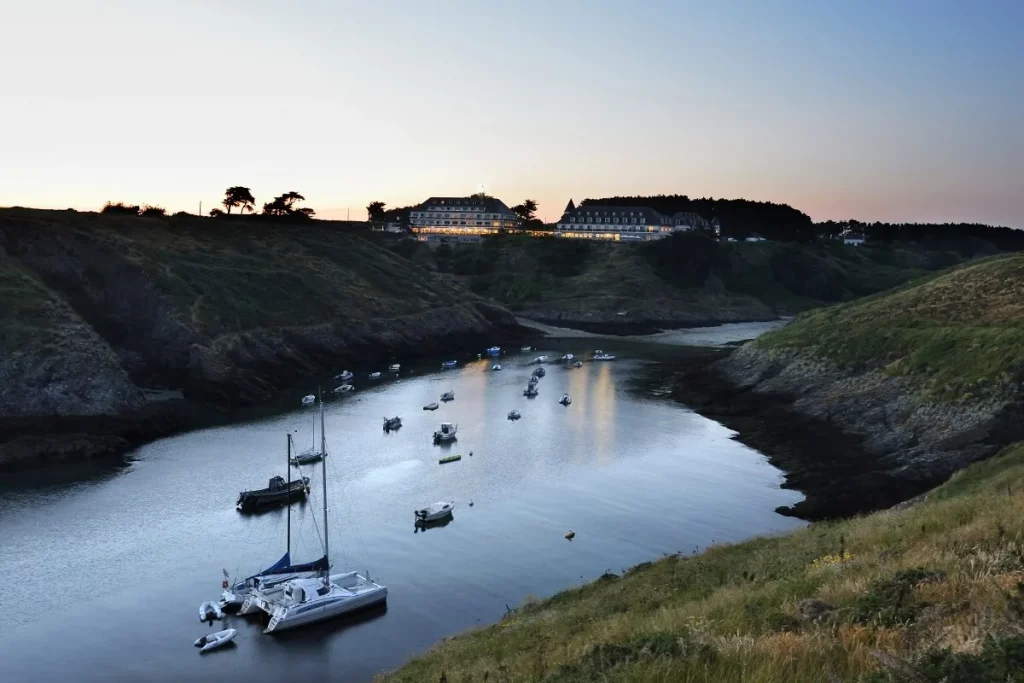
140 205 166 217
101 202 141 215
852 568 944 626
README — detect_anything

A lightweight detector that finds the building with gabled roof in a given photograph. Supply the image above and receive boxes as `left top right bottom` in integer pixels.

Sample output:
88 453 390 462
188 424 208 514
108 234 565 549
408 195 520 242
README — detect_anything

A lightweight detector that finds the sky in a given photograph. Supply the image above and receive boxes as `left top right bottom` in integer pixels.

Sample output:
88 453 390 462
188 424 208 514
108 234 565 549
1 0 1022 226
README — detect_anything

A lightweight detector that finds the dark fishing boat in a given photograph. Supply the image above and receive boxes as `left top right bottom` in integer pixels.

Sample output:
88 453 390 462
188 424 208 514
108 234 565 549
237 475 310 513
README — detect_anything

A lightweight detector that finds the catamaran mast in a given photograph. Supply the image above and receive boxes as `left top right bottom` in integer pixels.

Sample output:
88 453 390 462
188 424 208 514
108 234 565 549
286 433 291 556
320 388 328 574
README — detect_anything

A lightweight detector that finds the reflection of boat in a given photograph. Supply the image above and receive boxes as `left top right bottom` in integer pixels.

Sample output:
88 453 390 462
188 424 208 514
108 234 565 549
532 367 545 378
414 500 454 523
237 474 310 513
486 346 501 356
335 370 354 381
423 402 439 411
369 372 381 379
301 394 315 405
255 412 387 633
440 390 454 402
492 364 502 371
389 363 401 372
383 416 402 431
433 422 458 443
332 384 354 394
524 384 538 397
507 409 521 421
195 628 236 653
559 394 572 406
438 453 462 464
534 355 549 364
594 353 616 361
441 360 458 369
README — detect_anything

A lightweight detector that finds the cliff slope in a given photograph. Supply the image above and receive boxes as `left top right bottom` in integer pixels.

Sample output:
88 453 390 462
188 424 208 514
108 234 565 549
0 208 521 468
718 255 1024 516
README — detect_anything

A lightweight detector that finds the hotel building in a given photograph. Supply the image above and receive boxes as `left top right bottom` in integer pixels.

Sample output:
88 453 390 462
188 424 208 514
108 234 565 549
556 201 713 241
409 195 521 242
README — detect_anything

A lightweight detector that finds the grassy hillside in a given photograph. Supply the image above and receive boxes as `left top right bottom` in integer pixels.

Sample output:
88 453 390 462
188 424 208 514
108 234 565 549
384 234 982 329
385 443 1024 682
757 255 1024 402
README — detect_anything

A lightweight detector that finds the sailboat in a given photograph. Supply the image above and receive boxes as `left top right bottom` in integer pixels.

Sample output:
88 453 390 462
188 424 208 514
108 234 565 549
291 396 325 466
225 433 328 612
252 401 388 632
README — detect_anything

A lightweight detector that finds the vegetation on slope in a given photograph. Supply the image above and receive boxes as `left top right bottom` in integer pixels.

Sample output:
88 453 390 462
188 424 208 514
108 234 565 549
386 233 981 327
757 254 1024 401
385 443 1024 682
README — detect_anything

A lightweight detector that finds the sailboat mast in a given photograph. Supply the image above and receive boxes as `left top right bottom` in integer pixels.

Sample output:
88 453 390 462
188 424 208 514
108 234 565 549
320 389 328 572
286 433 291 556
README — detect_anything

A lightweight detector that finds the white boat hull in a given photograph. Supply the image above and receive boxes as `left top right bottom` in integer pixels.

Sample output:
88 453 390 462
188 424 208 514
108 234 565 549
199 601 224 622
195 628 237 652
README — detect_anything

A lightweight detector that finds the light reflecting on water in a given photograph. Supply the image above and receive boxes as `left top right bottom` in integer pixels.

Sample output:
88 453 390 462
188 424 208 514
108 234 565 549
0 344 803 682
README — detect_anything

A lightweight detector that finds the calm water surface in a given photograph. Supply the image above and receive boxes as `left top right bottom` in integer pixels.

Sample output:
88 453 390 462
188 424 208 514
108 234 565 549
0 336 802 682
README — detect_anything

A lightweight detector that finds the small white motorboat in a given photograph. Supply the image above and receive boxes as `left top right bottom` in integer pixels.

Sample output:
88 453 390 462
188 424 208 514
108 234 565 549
528 375 539 386
486 346 501 356
441 360 458 369
301 394 315 406
332 384 354 394
414 500 455 523
440 390 455 402
524 384 539 397
492 364 502 371
507 409 521 421
335 370 354 381
521 346 532 352
559 394 572 406
199 601 224 622
574 361 583 368
594 353 616 361
423 402 439 411
369 371 382 379
560 353 575 362
532 367 546 378
534 355 549 364
194 628 237 653
389 363 401 372
433 422 458 443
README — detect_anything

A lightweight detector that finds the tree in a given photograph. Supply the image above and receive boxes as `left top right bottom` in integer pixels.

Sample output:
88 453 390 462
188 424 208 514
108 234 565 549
262 191 314 218
511 199 538 222
140 205 166 217
367 201 386 223
209 208 225 218
222 186 256 214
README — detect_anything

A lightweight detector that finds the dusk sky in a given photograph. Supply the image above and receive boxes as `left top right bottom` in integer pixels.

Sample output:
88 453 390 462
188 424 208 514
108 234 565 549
3 0 1022 225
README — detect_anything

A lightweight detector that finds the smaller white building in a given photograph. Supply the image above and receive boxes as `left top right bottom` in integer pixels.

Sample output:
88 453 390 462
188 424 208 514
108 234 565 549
843 235 865 246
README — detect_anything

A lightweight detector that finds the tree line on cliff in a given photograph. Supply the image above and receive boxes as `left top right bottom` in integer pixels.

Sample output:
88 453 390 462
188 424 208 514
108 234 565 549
581 194 1024 252
102 186 316 221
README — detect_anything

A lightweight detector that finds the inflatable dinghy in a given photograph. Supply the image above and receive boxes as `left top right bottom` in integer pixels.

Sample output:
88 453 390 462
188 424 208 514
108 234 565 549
198 601 224 622
194 628 237 653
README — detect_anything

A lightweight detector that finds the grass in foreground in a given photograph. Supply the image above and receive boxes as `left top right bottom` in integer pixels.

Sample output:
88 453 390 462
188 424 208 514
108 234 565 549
382 444 1024 682
757 254 1024 402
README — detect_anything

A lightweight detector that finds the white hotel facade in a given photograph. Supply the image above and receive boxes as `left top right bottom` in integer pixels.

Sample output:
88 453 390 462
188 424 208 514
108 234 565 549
409 195 520 242
555 200 714 241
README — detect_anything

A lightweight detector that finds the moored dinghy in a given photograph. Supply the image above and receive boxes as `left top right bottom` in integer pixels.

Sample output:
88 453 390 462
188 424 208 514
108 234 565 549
332 384 354 394
335 370 354 381
414 500 455 523
369 371 382 379
524 384 539 397
440 390 454 402
301 394 315 405
423 402 439 411
441 360 458 369
389 363 401 372
492 364 502 371
559 394 572 406
507 409 521 420
195 628 237 653
383 416 402 431
199 601 224 622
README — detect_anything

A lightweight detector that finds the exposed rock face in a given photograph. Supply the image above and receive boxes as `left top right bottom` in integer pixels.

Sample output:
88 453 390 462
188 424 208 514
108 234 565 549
0 209 525 471
718 343 1020 492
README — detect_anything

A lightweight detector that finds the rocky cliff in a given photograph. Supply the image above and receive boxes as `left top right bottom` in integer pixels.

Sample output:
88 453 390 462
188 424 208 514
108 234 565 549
0 208 525 470
711 255 1024 517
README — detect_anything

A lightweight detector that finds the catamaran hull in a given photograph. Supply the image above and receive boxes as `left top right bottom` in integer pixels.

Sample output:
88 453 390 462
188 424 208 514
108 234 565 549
263 587 388 633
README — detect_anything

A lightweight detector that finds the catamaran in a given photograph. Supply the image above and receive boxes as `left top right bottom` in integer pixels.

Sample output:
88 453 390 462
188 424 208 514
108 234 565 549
223 433 328 611
248 401 387 632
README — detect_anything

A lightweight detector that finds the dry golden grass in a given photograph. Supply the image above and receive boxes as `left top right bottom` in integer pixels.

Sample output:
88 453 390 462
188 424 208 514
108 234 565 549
382 444 1024 682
